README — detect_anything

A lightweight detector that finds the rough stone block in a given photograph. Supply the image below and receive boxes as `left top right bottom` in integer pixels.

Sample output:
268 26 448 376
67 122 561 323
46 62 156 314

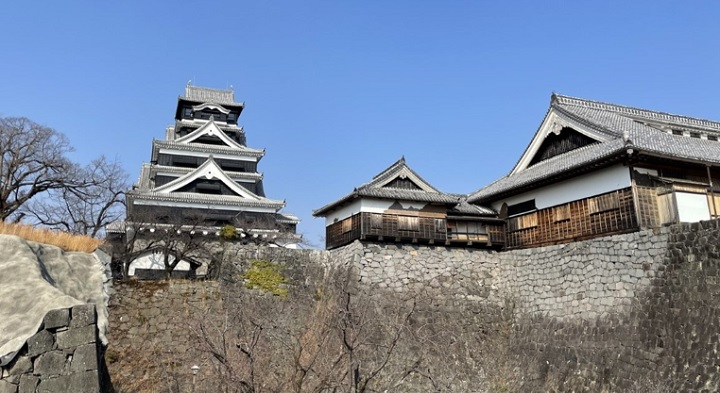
6 356 32 375
27 330 55 358
33 351 66 376
66 370 99 393
56 326 95 349
69 345 97 373
0 380 17 393
36 375 69 393
18 375 38 393
43 309 70 330
70 305 96 328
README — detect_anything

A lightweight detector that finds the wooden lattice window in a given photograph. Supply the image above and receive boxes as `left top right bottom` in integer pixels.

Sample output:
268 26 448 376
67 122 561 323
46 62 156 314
398 216 419 231
508 212 538 231
341 218 352 233
370 214 383 229
554 205 571 222
588 193 620 214
435 219 445 232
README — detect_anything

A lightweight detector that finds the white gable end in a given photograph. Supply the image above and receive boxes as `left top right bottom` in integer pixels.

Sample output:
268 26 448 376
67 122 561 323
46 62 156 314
152 158 261 200
175 120 245 149
511 110 609 175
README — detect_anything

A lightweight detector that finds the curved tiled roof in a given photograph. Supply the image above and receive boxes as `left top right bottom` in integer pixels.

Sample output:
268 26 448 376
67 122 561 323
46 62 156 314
128 191 285 210
314 158 495 217
142 164 262 183
153 140 265 158
468 94 720 203
175 119 244 133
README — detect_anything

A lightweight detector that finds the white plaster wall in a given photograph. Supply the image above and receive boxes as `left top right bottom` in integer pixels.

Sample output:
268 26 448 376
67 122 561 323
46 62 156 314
324 200 364 225
491 165 632 211
676 192 711 222
323 198 428 226
128 251 192 276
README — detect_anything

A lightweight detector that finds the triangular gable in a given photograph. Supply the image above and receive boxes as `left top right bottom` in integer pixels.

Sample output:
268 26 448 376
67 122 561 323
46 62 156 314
191 103 231 115
383 177 422 190
175 120 245 149
511 108 609 175
153 157 261 200
365 157 441 193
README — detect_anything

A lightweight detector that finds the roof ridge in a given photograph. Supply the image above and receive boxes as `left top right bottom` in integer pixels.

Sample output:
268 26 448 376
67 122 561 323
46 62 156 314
553 94 720 130
183 84 238 105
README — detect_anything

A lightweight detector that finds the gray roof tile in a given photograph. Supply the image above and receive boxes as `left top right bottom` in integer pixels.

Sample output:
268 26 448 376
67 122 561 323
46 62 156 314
314 158 494 216
468 94 720 203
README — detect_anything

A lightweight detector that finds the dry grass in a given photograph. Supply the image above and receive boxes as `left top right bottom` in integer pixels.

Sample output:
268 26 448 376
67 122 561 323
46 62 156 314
0 222 102 252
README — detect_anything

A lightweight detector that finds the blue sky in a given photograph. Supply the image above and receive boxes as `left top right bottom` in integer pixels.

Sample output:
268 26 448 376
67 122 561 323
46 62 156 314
1 1 719 247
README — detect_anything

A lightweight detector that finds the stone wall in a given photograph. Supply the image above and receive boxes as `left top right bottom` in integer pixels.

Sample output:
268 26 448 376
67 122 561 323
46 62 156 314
105 219 720 392
106 280 223 393
0 305 103 393
333 229 668 320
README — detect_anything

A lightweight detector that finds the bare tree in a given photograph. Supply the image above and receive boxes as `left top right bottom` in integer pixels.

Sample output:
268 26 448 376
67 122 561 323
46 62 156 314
26 156 129 237
153 218 208 280
106 210 214 280
191 266 428 393
0 117 76 221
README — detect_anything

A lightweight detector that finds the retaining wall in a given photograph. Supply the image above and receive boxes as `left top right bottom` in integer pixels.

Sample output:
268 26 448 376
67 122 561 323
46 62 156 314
106 220 720 392
0 305 103 393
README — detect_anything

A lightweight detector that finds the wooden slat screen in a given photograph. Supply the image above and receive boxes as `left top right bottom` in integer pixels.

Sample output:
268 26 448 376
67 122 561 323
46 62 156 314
553 205 570 222
506 188 638 249
508 212 538 232
588 192 620 214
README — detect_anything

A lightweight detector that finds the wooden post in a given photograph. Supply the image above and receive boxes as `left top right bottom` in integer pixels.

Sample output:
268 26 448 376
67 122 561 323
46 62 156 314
629 165 643 229
708 165 717 218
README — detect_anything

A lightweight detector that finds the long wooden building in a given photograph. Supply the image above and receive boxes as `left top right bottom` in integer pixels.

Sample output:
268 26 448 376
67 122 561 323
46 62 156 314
315 94 720 250
468 94 720 249
313 158 504 249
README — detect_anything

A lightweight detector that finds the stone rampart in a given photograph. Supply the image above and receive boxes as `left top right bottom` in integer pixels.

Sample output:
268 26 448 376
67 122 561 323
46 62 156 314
106 219 720 392
0 305 104 393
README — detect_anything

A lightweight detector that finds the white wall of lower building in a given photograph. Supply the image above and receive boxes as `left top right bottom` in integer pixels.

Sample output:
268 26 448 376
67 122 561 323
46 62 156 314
323 198 428 226
128 250 192 276
676 192 711 222
491 165 632 211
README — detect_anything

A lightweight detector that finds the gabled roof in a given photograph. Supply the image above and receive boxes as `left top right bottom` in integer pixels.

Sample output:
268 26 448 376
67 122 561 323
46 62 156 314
136 164 262 190
174 120 246 149
131 157 284 210
468 94 720 203
152 157 269 201
450 199 496 216
313 157 464 217
175 119 243 133
152 140 265 161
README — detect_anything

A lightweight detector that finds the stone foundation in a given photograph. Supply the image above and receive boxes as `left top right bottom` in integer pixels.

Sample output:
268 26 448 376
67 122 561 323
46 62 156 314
0 305 103 393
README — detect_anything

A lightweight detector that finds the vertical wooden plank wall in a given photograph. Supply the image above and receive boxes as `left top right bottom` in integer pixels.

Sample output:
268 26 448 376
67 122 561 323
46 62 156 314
505 188 638 249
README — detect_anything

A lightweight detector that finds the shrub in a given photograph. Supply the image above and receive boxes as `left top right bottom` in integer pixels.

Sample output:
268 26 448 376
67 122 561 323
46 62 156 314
219 224 239 241
242 259 288 297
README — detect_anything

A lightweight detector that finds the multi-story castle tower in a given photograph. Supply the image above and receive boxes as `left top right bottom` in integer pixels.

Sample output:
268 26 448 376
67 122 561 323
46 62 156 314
112 84 299 278
126 84 298 232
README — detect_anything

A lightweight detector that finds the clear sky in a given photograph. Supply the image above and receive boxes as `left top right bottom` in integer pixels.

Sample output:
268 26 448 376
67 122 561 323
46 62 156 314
1 1 719 247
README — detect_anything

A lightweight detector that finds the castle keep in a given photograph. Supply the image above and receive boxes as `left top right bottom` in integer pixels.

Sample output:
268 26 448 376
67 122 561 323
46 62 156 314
112 84 299 278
